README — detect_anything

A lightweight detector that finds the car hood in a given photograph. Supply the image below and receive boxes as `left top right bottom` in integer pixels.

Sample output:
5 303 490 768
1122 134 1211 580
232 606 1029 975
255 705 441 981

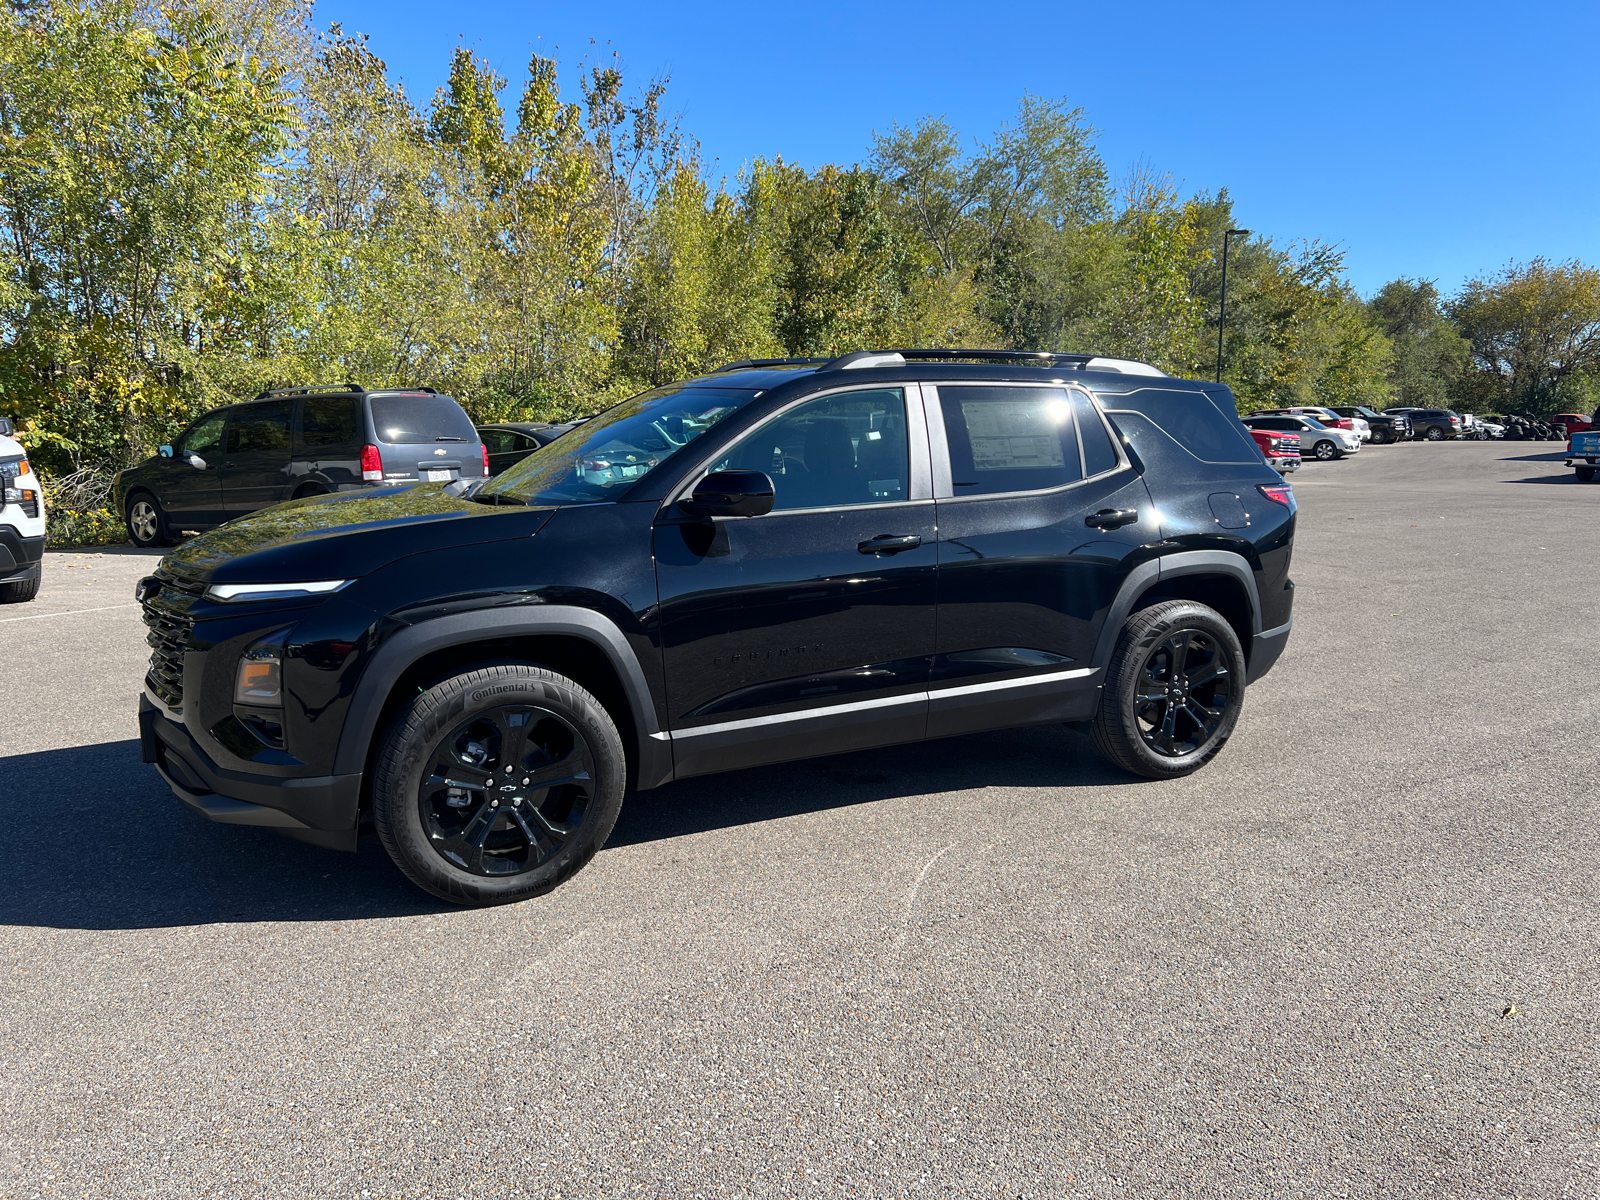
160 485 555 584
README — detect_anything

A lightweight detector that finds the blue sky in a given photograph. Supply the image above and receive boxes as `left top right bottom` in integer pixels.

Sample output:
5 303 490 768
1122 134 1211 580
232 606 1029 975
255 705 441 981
314 0 1598 298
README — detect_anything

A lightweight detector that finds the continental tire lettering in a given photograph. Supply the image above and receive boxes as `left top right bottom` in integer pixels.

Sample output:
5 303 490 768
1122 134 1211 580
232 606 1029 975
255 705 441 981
469 684 538 703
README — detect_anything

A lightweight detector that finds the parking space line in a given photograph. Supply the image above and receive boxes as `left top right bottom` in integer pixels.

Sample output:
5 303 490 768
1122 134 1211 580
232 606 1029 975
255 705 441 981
0 602 138 624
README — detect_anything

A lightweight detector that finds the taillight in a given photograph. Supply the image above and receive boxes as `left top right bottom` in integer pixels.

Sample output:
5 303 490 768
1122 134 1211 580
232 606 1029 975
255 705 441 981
360 444 383 481
481 443 491 476
1258 483 1296 511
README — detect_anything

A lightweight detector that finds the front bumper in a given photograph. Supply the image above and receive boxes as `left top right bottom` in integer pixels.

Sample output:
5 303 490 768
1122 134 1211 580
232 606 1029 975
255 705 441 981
0 530 43 582
139 694 362 850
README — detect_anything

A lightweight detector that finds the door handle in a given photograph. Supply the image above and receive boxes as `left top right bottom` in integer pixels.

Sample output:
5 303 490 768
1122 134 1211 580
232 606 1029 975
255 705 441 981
1085 508 1138 530
857 534 922 555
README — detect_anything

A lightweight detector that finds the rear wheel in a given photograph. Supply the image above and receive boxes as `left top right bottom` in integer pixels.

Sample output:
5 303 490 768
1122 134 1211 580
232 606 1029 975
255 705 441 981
1426 426 1444 441
1090 600 1245 780
1577 467 1597 483
372 663 627 906
126 493 172 548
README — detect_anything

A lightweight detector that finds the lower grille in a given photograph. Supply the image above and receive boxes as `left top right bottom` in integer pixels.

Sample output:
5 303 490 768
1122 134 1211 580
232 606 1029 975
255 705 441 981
141 599 196 709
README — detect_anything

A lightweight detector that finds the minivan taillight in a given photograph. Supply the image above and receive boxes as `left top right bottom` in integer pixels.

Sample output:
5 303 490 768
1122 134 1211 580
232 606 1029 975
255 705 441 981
360 444 383 482
481 443 490 476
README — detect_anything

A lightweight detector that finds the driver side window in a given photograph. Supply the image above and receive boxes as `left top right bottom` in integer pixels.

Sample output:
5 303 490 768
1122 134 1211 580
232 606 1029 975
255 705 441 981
713 389 908 511
180 412 227 457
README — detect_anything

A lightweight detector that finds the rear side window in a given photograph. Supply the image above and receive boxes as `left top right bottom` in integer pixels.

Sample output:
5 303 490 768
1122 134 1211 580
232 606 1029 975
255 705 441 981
1102 389 1259 464
227 400 292 453
938 385 1083 495
369 395 478 445
480 429 516 453
301 397 359 448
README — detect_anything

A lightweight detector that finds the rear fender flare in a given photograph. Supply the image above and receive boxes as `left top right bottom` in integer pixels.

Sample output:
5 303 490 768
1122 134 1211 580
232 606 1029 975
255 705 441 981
1090 551 1262 672
332 605 669 787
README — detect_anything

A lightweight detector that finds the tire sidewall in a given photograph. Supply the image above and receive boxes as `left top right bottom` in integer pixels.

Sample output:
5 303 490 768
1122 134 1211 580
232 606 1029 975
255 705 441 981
374 666 626 905
1105 602 1246 778
1314 440 1336 460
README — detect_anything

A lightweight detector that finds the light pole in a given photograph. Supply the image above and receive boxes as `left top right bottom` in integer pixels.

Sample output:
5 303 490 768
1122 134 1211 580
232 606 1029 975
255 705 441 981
1216 227 1251 383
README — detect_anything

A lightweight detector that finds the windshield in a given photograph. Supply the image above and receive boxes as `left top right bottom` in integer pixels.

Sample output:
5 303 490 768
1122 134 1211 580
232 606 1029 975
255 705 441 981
480 384 761 505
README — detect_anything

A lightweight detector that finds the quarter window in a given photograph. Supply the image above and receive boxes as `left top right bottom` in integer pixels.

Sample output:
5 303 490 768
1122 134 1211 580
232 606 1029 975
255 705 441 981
300 397 359 448
713 389 908 511
938 386 1083 496
1070 390 1119 476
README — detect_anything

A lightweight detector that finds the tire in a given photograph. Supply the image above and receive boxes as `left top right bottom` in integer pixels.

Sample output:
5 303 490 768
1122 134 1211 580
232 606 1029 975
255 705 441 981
0 572 39 603
1426 426 1444 441
372 663 627 906
1089 600 1246 780
1577 467 1597 483
126 492 172 548
1312 439 1338 461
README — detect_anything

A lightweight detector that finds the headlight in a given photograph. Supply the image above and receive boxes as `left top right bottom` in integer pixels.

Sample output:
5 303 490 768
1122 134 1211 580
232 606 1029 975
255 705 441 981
206 579 348 603
235 638 284 704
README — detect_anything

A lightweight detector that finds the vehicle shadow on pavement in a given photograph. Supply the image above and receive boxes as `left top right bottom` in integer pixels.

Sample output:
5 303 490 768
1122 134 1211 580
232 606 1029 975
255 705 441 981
1501 475 1584 485
1498 451 1570 462
0 739 451 930
0 726 1129 929
608 723 1134 849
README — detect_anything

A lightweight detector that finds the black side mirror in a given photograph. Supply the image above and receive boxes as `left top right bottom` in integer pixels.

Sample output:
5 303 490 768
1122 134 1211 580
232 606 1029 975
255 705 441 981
681 470 775 518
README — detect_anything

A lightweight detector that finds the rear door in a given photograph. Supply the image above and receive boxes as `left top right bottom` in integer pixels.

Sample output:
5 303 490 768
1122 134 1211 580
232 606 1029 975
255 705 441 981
656 386 938 777
367 392 483 482
925 382 1157 739
220 399 294 516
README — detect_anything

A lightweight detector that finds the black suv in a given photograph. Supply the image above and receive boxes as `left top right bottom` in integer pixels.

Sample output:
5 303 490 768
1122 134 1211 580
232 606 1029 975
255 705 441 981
135 350 1297 905
1385 407 1460 440
1330 405 1409 444
113 386 486 547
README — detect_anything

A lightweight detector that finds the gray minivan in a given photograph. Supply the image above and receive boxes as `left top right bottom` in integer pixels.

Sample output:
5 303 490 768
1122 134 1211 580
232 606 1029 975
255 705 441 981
113 386 486 547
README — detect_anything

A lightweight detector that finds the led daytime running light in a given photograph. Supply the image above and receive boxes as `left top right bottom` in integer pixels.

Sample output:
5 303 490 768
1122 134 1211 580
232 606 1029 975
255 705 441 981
206 579 349 603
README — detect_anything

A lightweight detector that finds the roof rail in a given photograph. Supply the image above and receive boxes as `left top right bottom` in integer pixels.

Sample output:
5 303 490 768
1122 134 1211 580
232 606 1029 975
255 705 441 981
711 357 830 373
252 382 365 401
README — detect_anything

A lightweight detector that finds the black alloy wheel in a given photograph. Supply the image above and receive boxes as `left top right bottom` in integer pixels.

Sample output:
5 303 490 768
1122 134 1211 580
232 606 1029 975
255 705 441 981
126 494 170 548
419 704 595 877
1090 599 1246 779
372 664 626 905
1313 439 1338 461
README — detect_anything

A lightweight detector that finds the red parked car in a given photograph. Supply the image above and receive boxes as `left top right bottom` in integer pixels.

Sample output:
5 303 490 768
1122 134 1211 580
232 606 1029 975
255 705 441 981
1552 413 1593 437
1249 427 1301 473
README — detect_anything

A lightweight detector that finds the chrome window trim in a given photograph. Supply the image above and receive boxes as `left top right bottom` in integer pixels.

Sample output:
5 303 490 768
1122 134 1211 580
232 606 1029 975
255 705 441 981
924 381 1131 503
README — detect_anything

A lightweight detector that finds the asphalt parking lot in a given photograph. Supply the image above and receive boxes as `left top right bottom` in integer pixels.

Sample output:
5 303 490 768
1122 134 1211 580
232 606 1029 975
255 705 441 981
2 442 1596 1199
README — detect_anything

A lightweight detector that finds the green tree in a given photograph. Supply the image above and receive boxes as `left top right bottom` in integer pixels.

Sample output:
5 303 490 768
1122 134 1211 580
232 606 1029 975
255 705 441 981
1447 259 1600 415
1367 278 1469 407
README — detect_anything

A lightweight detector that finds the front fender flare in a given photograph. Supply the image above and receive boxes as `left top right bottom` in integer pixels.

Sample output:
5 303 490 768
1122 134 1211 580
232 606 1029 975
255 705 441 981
332 605 671 788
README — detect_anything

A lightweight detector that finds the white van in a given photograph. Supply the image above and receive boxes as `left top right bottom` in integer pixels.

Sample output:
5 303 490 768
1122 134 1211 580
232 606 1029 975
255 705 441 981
0 417 44 603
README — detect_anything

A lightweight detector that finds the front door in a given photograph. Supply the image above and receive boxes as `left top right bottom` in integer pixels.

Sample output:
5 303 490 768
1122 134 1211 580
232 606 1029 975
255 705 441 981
160 410 229 527
656 387 938 778
220 399 295 516
926 382 1159 738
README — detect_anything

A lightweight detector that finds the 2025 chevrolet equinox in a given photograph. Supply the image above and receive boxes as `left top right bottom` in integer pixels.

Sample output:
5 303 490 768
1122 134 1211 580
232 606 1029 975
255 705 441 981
137 350 1296 905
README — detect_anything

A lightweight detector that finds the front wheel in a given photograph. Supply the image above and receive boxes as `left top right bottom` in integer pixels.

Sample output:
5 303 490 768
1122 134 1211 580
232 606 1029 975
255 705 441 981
126 494 172 548
372 663 627 905
1312 439 1338 461
1089 600 1246 780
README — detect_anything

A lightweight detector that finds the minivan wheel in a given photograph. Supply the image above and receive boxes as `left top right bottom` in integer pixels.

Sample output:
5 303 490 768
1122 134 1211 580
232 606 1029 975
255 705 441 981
372 664 626 906
126 494 171 548
1313 440 1338 461
1089 600 1245 780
